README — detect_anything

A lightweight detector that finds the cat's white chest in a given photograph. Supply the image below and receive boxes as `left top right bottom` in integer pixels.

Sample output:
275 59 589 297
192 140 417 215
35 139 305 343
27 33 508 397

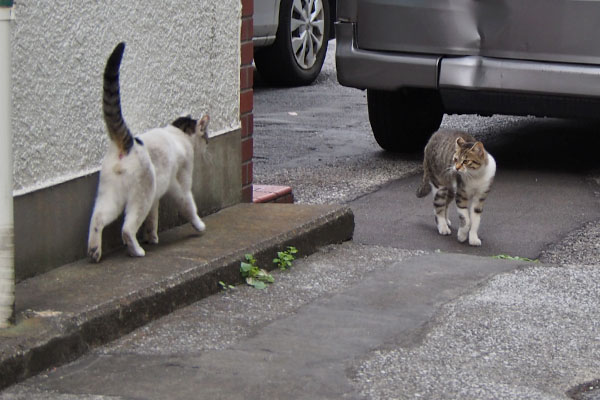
466 154 496 194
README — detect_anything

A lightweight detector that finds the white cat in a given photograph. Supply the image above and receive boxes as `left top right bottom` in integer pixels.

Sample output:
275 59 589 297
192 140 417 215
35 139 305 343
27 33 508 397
88 42 208 262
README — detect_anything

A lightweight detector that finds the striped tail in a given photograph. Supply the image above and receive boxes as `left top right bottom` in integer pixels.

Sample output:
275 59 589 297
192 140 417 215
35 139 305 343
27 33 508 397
416 177 432 198
103 42 134 154
416 159 432 198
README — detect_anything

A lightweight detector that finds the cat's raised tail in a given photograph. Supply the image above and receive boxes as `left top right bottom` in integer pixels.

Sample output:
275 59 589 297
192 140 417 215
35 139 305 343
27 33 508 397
103 42 134 155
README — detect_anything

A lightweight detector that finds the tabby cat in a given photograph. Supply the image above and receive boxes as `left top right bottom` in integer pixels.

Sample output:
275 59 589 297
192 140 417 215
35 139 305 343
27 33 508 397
87 42 209 262
416 129 496 246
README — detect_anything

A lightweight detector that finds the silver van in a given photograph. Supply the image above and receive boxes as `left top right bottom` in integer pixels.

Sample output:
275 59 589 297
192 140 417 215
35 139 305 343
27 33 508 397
336 0 600 151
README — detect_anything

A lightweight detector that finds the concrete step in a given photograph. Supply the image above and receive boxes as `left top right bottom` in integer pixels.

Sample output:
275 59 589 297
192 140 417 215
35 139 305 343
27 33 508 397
0 203 354 389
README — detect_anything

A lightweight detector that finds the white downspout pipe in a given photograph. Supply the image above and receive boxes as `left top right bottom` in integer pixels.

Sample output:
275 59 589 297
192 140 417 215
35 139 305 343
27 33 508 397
0 1 14 328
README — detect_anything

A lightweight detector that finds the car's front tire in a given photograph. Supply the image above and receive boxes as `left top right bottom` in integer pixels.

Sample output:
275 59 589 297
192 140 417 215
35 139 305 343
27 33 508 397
367 89 444 153
255 0 330 86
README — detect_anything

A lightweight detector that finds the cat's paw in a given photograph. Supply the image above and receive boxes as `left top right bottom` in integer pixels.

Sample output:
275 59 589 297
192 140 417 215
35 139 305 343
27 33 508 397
88 246 102 263
468 235 482 246
457 229 468 243
143 230 159 244
127 245 146 257
192 217 206 233
123 232 146 257
437 225 451 236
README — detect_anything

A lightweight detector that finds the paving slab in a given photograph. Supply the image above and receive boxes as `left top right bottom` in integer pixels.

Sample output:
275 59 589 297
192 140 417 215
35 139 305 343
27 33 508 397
0 251 522 400
0 203 354 389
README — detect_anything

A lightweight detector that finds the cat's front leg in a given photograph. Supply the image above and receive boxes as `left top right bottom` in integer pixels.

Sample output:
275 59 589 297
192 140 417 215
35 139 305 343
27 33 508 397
467 201 484 246
455 185 471 243
171 185 206 234
88 225 103 263
456 206 471 243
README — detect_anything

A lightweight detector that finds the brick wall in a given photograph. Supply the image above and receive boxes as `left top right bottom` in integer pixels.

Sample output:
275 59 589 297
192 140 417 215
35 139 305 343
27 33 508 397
240 0 254 202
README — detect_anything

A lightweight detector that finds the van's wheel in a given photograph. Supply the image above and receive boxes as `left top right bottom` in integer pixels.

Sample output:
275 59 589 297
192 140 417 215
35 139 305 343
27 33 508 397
255 0 330 86
367 89 444 152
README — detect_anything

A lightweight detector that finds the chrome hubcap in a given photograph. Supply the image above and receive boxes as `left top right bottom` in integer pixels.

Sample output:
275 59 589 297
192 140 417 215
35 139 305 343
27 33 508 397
290 0 325 69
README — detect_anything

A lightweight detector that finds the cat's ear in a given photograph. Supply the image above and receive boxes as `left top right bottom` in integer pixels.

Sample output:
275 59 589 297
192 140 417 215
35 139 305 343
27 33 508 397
471 141 485 157
198 114 210 133
196 114 210 143
456 137 466 150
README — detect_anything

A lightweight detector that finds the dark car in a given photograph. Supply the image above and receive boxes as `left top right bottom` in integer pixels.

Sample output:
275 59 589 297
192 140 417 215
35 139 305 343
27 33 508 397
336 0 600 151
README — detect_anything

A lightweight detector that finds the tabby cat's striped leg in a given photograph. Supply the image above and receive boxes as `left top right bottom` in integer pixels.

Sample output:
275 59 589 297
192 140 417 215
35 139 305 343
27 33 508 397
432 186 451 235
445 190 455 227
467 194 488 246
455 187 470 243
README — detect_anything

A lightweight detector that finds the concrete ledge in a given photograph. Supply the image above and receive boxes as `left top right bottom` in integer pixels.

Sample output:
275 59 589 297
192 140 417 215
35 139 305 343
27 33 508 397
0 203 354 389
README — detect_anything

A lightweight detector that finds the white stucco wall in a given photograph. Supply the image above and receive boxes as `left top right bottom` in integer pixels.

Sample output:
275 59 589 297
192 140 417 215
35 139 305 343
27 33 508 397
11 1 241 194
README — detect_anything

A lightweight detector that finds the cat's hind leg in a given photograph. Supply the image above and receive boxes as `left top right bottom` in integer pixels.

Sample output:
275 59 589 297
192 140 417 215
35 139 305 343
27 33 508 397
142 200 160 244
444 189 455 227
122 197 153 257
432 186 452 235
88 191 124 262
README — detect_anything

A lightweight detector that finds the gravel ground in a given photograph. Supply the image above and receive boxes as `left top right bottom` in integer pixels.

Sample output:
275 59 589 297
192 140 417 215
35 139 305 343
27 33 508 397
353 263 600 400
540 218 600 266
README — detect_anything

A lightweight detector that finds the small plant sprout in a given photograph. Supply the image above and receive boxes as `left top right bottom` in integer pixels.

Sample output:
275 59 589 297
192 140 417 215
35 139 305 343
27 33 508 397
218 281 235 291
273 246 298 270
240 254 275 289
492 254 539 263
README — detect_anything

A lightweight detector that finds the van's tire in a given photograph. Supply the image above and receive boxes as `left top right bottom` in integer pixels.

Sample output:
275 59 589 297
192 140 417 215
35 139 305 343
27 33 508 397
367 89 444 153
255 0 330 86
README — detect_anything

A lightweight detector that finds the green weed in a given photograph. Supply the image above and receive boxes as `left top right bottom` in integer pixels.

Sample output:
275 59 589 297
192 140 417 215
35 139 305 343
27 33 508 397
273 246 298 270
240 254 275 290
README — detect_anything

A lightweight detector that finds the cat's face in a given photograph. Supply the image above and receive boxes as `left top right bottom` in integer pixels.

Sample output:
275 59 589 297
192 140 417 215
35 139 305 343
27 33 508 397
453 138 486 172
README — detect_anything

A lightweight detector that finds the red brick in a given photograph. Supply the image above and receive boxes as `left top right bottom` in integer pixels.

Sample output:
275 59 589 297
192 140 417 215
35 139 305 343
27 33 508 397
239 67 248 89
242 0 254 17
241 113 253 138
240 66 254 90
242 161 253 186
241 137 253 162
240 89 253 115
241 18 253 42
241 41 254 66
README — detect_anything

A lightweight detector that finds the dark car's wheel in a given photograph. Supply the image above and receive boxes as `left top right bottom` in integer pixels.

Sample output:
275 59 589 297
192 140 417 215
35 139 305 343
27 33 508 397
255 0 330 86
367 89 444 153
